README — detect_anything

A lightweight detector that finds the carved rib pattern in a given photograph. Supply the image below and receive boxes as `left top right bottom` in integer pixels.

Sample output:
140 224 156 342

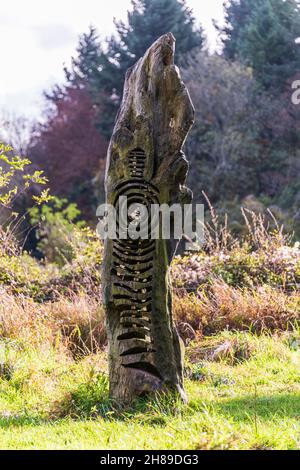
111 148 161 378
128 148 147 178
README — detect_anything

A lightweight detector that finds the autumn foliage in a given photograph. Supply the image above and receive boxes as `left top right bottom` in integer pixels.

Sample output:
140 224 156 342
29 87 108 219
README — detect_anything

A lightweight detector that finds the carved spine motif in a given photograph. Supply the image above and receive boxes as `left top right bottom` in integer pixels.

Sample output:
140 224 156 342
111 148 161 378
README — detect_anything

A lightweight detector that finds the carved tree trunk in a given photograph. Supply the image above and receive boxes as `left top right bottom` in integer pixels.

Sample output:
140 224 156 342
102 33 194 404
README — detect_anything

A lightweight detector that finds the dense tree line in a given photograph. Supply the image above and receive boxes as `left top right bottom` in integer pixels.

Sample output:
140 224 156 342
28 0 300 236
28 0 204 220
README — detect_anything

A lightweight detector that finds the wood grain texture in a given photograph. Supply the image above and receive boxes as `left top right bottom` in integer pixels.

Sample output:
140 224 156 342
102 33 194 403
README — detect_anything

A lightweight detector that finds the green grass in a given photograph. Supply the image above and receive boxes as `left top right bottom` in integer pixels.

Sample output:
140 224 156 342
0 331 300 449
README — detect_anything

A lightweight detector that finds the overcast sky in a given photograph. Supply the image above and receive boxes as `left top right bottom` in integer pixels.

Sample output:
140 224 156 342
0 0 225 119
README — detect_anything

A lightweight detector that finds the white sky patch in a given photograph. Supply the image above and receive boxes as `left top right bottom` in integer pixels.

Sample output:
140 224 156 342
0 0 224 119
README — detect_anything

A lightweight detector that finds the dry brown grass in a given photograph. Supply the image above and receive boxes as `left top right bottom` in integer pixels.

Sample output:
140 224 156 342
174 280 300 339
0 288 105 355
201 191 292 254
0 201 299 352
1 278 298 355
48 294 106 356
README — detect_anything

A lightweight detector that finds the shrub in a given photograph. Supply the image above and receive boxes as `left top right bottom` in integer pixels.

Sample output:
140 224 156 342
29 196 84 265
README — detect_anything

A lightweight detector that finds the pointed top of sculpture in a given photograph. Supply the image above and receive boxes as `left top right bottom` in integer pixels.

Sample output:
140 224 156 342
105 33 195 191
146 32 176 65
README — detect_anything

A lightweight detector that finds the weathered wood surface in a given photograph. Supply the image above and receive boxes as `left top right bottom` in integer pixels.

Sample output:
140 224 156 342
102 33 194 403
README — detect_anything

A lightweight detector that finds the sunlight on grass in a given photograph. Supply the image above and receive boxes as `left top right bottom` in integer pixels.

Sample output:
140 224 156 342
0 331 299 449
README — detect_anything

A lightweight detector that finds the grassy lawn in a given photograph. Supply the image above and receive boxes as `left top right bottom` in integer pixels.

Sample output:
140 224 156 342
0 331 300 450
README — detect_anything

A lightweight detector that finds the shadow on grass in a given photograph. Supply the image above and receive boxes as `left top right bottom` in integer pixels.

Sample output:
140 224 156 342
216 393 300 422
51 372 189 425
0 413 45 429
3 371 299 428
50 367 300 425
